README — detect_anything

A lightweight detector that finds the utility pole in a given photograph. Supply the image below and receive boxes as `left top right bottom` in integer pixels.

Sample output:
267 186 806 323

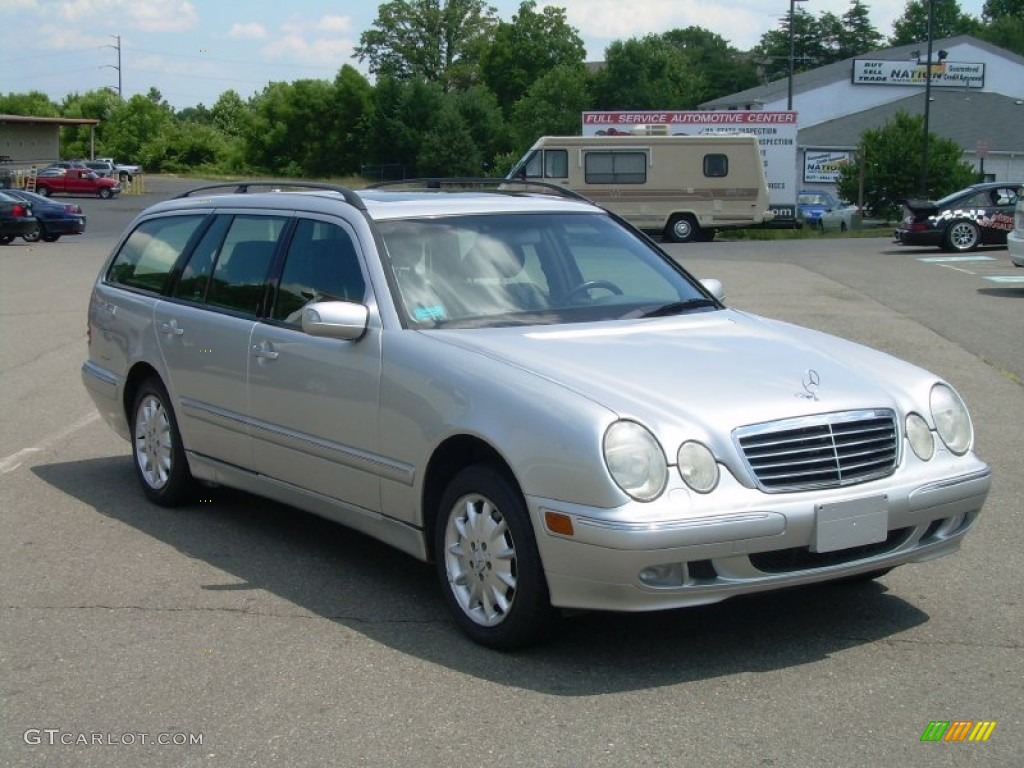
919 1 934 196
103 35 122 98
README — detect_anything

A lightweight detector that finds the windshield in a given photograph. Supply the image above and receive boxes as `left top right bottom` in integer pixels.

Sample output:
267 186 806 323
378 212 717 329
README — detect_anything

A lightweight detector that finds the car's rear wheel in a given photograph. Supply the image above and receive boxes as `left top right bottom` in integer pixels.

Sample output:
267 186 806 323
22 222 42 242
98 187 113 199
0 235 14 245
435 465 556 649
944 220 980 252
131 378 194 506
665 214 701 243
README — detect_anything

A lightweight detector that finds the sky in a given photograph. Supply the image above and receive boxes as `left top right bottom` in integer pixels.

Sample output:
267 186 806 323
0 0 989 110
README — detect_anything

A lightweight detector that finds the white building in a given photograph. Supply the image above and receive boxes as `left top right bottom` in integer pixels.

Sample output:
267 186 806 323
700 36 1024 199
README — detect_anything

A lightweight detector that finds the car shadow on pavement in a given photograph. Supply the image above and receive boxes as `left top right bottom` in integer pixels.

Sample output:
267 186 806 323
34 456 930 696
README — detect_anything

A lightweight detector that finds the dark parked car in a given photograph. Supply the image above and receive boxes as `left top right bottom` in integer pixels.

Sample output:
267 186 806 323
0 190 38 244
895 182 1022 252
3 189 86 242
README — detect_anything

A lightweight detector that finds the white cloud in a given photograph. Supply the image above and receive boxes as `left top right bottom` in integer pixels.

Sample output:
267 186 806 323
0 0 39 13
229 22 269 40
262 34 353 67
53 0 198 32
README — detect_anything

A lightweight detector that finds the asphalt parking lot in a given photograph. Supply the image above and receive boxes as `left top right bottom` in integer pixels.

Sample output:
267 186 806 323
1 178 1022 768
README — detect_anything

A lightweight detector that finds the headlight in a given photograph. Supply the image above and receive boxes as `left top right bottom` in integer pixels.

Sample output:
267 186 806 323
905 412 934 461
603 421 667 501
677 441 719 493
930 383 972 455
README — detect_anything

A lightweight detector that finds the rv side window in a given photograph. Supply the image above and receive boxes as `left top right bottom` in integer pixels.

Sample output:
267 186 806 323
703 154 729 178
584 151 647 184
543 150 568 178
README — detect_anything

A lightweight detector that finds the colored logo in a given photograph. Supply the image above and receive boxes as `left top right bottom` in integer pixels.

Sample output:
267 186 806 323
920 721 996 742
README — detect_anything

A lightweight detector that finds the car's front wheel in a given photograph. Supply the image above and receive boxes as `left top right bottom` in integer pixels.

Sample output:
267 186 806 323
944 220 980 252
131 378 194 506
435 466 556 649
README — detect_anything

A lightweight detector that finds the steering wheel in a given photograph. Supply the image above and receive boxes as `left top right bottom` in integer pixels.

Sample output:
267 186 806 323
563 280 624 303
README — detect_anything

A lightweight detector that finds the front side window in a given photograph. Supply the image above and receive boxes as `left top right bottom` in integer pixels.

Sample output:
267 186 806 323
108 215 206 293
543 150 568 178
272 219 366 326
584 151 647 184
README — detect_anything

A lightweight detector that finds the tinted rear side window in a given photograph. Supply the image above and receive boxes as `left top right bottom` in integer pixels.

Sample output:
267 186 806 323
205 215 287 316
107 215 206 293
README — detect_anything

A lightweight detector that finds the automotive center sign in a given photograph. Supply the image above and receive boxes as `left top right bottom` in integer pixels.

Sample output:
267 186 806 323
582 111 799 220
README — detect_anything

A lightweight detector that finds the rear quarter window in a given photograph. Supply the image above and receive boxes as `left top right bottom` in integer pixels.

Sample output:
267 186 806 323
107 215 206 293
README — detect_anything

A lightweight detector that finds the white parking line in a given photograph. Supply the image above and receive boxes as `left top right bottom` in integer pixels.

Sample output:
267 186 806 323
984 275 1024 284
918 255 998 263
0 412 100 474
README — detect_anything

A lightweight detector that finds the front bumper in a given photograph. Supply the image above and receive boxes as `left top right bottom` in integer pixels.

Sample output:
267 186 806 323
530 460 991 612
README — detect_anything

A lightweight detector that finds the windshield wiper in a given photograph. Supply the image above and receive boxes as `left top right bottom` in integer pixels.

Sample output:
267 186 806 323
634 298 718 318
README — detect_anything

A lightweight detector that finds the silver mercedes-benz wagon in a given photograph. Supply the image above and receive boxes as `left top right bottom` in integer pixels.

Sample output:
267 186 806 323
82 180 991 648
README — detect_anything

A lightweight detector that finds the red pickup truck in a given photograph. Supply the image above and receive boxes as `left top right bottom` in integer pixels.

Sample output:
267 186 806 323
34 168 121 199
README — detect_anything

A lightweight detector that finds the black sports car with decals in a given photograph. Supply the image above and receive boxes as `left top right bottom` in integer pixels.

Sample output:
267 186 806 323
894 182 1021 252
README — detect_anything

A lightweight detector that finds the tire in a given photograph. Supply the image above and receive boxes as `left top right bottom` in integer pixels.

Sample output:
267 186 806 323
119 171 132 184
98 187 113 199
0 235 13 245
130 378 195 506
22 222 42 242
41 234 61 242
839 221 848 233
943 220 979 252
664 214 700 243
36 186 51 197
435 465 556 649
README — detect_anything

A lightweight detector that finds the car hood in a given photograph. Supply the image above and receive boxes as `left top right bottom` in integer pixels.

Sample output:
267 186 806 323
428 309 927 446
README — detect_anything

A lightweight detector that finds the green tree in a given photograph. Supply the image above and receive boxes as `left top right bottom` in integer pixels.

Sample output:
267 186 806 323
479 1 585 113
592 35 704 110
840 0 884 58
507 64 591 160
0 91 60 116
661 27 759 103
450 85 510 173
751 8 825 82
354 0 498 89
244 79 342 176
210 90 251 138
102 94 173 165
977 0 1024 54
836 110 976 219
59 88 123 158
889 0 981 46
417 101 482 175
361 77 448 177
333 65 375 176
139 121 232 172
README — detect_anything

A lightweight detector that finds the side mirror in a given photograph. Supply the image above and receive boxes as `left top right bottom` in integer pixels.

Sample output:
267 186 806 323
301 301 369 341
700 278 725 302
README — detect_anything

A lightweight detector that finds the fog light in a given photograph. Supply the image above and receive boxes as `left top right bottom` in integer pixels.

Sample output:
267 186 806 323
639 563 684 587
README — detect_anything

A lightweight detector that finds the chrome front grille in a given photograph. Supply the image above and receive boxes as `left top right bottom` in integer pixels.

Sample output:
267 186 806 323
734 409 898 492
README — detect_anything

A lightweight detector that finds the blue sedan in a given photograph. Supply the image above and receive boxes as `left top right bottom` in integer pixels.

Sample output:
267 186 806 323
1 189 87 242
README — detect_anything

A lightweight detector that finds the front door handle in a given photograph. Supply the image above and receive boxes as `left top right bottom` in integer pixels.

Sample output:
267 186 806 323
160 320 184 336
251 343 279 361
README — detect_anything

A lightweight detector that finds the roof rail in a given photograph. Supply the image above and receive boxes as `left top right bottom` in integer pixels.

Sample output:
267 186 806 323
175 181 366 211
366 177 592 203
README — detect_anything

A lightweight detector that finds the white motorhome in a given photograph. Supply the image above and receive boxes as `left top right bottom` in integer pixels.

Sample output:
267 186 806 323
508 133 773 242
